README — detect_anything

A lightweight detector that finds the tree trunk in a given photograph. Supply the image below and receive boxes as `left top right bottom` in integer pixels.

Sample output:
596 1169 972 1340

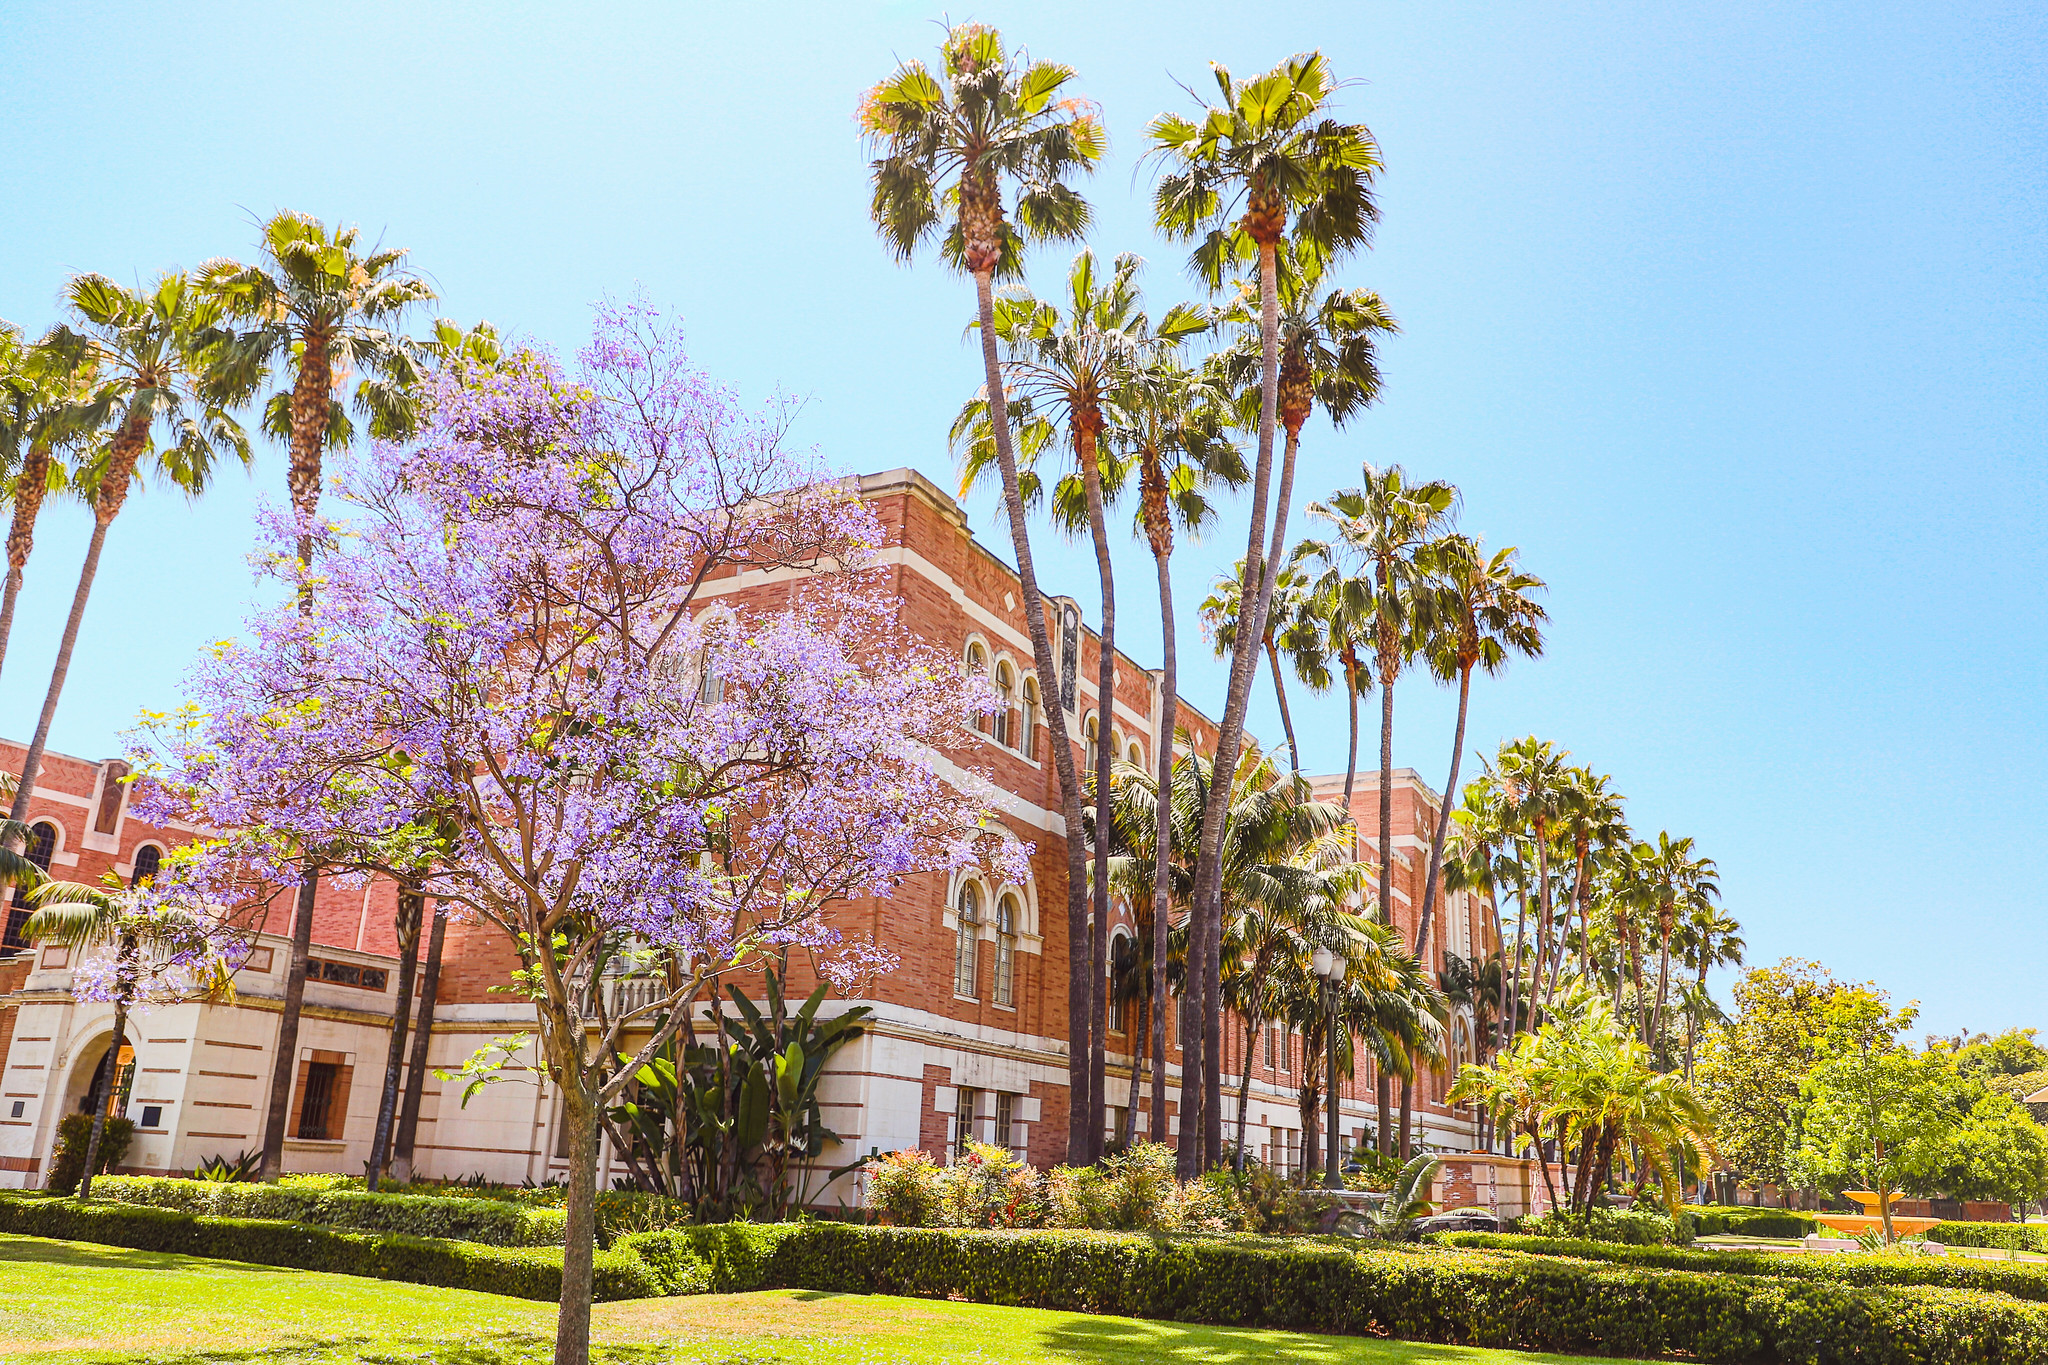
1650 915 1675 1052
1149 542 1176 1156
0 439 52 689
1375 1070 1392 1160
1530 1123 1560 1212
1415 661 1472 963
1184 238 1284 1175
969 267 1089 1163
1340 654 1362 828
1398 1078 1413 1161
366 885 424 1187
1080 424 1115 1164
77 938 136 1200
1266 640 1300 773
1121 992 1147 1147
259 870 320 1180
392 900 447 1181
555 1074 600 1365
1377 631 1397 932
1232 1012 1258 1170
1684 945 1710 1082
5 518 110 826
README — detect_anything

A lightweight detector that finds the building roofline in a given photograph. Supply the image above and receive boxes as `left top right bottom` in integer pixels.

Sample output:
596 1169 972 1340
855 467 1225 737
1306 767 1444 807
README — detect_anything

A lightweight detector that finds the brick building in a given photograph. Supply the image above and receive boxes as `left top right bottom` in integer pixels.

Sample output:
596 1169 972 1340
0 468 1495 1193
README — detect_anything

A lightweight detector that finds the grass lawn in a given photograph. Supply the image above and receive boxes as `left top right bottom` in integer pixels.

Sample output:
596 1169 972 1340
0 1233 1638 1365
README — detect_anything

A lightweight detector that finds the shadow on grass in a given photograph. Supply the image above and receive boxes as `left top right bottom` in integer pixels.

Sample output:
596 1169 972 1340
0 1235 294 1275
1041 1316 1518 1365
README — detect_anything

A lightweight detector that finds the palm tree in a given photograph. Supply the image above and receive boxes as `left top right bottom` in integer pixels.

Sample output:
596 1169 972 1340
1680 904 1743 1081
199 213 434 1184
1630 833 1720 1055
1413 538 1546 963
956 251 1163 1155
863 24 1102 1162
1105 344 1244 1151
0 325 91 688
19 871 234 1198
1149 53 1381 1170
1554 768 1629 993
1200 550 1328 774
1306 466 1458 934
6 273 252 829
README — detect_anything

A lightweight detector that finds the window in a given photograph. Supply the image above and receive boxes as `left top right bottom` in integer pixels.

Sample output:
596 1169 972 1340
1127 740 1143 768
4 822 56 951
953 882 981 997
242 946 275 974
954 1086 977 1160
92 761 130 834
309 957 390 992
965 643 990 733
292 1056 350 1140
993 662 1015 747
995 1091 1015 1151
1279 1030 1292 1075
1108 933 1133 1035
693 610 732 705
994 894 1018 1007
1265 1024 1275 1068
1019 677 1038 759
139 1104 162 1129
130 844 162 886
1084 715 1100 768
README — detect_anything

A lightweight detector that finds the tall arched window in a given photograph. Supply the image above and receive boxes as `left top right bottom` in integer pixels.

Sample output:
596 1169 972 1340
1108 931 1134 1035
4 822 57 951
1019 677 1039 759
1084 715 1100 768
994 893 1018 1006
994 662 1015 748
1127 740 1143 768
965 643 990 734
954 882 982 997
130 845 162 886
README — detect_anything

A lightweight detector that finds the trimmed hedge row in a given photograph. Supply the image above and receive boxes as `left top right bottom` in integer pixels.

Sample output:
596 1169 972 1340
1441 1231 2048 1302
88 1176 568 1246
0 1194 651 1301
1685 1206 1819 1239
624 1223 2048 1365
1931 1221 2048 1254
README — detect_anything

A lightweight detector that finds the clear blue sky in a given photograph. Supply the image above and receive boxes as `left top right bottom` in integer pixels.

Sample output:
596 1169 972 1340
1 1 2041 1038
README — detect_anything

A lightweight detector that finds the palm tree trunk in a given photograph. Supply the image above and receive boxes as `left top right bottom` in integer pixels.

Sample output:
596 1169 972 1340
1415 661 1472 963
1340 655 1361 825
1266 641 1300 772
0 441 52 689
392 899 447 1181
1122 992 1148 1146
1375 1070 1392 1160
1232 1010 1258 1170
1650 919 1675 1054
366 885 424 1186
1078 427 1116 1163
77 937 136 1200
1683 942 1711 1082
5 508 113 829
1148 543 1176 1156
1571 839 1593 983
259 869 320 1180
970 267 1090 1163
1185 237 1283 1174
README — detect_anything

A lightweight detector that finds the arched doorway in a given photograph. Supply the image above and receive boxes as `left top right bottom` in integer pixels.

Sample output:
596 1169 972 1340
61 1028 134 1122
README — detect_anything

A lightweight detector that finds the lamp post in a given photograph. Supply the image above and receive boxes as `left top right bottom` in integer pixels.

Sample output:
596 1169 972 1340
1311 943 1348 1191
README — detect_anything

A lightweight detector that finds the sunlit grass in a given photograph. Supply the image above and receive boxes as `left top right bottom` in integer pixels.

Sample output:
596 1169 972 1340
0 1233 1635 1365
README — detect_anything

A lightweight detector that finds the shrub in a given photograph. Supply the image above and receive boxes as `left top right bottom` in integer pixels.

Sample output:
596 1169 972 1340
86 1176 567 1246
1683 1204 1817 1239
46 1115 134 1195
941 1143 1045 1229
0 1193 656 1301
1521 1205 1693 1246
1087 1143 1185 1232
1441 1231 2048 1303
1931 1220 2048 1254
865 1149 945 1228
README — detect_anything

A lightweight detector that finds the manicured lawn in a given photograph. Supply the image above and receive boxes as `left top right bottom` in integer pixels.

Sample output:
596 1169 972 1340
0 1233 1635 1365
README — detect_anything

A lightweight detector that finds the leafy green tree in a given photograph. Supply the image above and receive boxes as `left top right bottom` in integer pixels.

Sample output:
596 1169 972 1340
1201 550 1329 775
1789 988 1940 1242
1695 958 1843 1187
0 324 91 688
863 24 1102 1159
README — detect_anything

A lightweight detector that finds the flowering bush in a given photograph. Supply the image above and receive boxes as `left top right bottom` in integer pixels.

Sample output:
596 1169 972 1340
866 1142 1241 1233
865 1150 945 1228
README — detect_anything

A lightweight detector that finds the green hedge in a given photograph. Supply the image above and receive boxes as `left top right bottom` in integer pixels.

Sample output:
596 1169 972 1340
620 1222 2048 1364
87 1176 567 1246
0 1194 652 1302
1930 1221 2048 1254
1686 1206 1818 1238
1441 1231 2048 1302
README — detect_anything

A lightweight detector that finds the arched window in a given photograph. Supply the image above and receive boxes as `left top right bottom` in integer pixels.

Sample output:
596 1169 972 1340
965 643 990 734
1127 740 1143 768
954 882 981 997
1019 676 1039 759
130 845 162 886
993 662 1015 748
1108 931 1134 1035
4 822 57 951
1084 715 1100 768
994 894 1019 1006
687 609 733 706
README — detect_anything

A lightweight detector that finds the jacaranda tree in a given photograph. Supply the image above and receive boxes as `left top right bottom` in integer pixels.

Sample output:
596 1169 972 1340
133 302 1020 1365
